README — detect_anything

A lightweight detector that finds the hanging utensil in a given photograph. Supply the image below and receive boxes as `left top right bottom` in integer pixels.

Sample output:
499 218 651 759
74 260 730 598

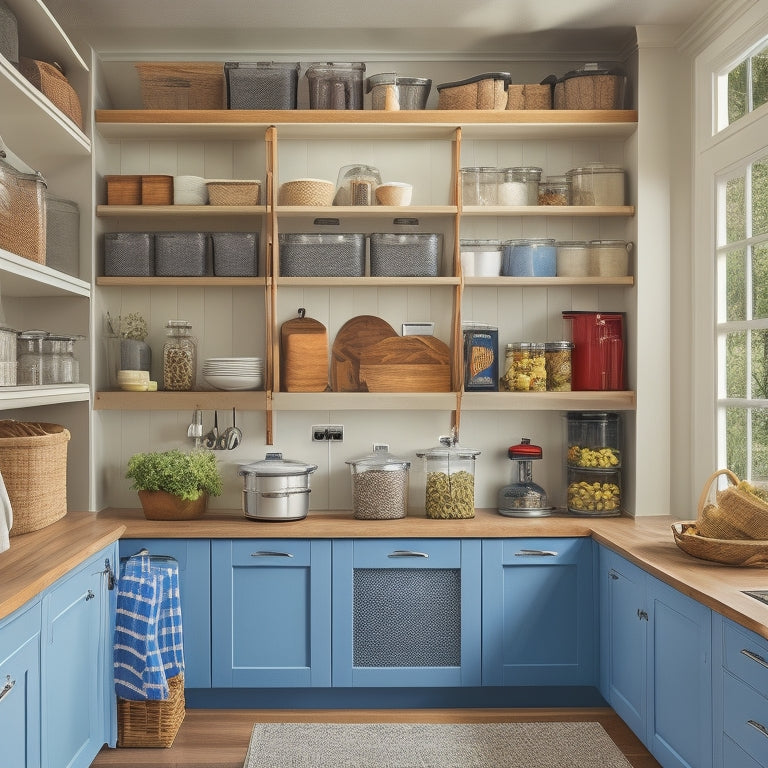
227 408 242 450
203 411 219 449
187 408 202 440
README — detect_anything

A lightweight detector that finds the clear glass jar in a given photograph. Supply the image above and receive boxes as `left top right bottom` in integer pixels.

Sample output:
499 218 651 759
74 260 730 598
538 175 570 205
499 166 541 205
162 320 197 391
17 330 46 386
459 239 502 277
556 240 589 277
566 163 625 205
346 444 411 520
501 238 556 277
460 167 500 206
500 342 546 391
416 436 480 519
588 239 632 277
544 341 573 391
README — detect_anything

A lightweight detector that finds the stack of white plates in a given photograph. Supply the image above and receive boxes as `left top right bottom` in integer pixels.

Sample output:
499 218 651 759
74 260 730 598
202 357 264 391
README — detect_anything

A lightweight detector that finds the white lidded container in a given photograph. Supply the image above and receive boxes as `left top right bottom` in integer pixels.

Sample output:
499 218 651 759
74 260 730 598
556 240 589 277
566 162 625 205
588 239 632 277
346 443 411 520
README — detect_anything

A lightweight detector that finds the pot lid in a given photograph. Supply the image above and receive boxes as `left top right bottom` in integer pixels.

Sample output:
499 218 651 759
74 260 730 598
416 434 480 459
239 452 318 477
508 438 542 461
558 63 625 81
346 443 410 471
437 72 511 91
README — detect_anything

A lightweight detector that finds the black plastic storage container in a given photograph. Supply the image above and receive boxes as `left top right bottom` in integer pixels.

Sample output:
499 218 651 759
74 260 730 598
224 62 300 109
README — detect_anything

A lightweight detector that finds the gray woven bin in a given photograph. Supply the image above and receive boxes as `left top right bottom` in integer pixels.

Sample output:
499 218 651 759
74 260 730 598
46 194 79 278
155 232 207 276
370 233 441 277
279 233 365 277
212 232 259 276
0 1 18 65
225 62 299 110
104 232 154 277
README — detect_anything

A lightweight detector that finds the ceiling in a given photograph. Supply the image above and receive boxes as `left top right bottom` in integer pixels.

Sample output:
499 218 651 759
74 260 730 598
43 0 723 58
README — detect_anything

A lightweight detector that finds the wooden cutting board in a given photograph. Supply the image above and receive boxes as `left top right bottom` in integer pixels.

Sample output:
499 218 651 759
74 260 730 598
359 335 451 392
330 315 398 392
281 311 328 392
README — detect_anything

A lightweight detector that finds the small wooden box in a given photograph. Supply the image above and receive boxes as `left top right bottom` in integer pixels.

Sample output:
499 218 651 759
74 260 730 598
142 175 174 205
105 175 141 205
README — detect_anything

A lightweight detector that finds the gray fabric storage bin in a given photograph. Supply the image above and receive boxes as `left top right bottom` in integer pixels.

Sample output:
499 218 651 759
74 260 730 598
104 232 154 276
370 233 441 277
225 62 300 109
155 231 207 276
46 194 79 277
279 233 366 277
0 1 18 66
212 231 259 276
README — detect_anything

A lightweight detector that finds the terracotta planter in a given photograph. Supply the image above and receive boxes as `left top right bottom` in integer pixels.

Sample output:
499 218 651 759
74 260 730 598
137 490 208 520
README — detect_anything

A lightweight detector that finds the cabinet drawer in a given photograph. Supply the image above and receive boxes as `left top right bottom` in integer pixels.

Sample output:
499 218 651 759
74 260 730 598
724 671 768 768
724 619 768 696
724 734 765 768
0 602 40 662
352 539 460 568
501 537 588 564
230 539 310 566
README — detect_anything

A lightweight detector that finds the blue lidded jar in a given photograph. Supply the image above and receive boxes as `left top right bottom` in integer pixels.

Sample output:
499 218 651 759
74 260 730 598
501 238 556 277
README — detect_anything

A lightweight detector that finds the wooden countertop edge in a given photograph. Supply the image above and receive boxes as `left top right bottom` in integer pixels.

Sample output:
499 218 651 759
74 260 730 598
0 511 125 620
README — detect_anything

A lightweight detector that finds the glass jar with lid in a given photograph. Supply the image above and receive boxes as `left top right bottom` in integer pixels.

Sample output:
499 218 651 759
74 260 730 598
459 239 502 277
538 175 570 206
460 167 500 206
544 341 573 391
588 239 632 277
162 320 197 391
346 443 411 520
416 435 480 519
498 166 542 205
556 240 589 277
566 163 625 205
17 330 46 385
500 342 546 391
501 238 556 277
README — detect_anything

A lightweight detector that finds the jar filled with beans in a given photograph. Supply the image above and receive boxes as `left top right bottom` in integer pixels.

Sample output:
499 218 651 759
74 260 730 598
162 320 197 391
346 444 411 520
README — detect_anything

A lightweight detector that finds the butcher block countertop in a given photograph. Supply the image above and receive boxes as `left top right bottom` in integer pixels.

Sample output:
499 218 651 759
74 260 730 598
3 507 768 641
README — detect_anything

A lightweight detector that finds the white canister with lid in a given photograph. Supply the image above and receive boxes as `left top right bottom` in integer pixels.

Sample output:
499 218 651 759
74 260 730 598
460 239 502 277
556 241 589 277
588 240 632 277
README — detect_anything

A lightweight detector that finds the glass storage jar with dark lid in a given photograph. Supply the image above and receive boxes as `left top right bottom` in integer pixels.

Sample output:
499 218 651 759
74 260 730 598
162 320 197 391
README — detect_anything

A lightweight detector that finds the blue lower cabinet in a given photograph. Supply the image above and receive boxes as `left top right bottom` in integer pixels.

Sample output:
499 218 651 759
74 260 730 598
119 539 212 688
211 540 331 687
42 542 118 768
0 601 41 768
482 538 596 686
331 539 482 687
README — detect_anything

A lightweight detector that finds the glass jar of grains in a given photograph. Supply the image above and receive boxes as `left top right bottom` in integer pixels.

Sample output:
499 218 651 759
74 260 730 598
538 175 570 206
163 320 197 391
544 341 574 391
499 166 542 205
460 167 499 205
501 342 546 392
416 435 480 519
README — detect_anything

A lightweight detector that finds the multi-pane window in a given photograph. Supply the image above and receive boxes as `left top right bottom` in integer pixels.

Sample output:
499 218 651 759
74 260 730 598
717 155 768 480
721 40 768 130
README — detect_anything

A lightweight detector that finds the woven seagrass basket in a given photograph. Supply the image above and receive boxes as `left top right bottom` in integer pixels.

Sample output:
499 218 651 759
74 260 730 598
136 62 224 110
19 57 83 128
117 673 186 748
278 178 335 206
206 180 261 206
0 420 70 536
672 469 768 567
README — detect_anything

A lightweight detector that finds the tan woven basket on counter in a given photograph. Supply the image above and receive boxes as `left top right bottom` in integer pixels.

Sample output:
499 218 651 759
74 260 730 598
0 420 70 536
117 673 185 748
672 469 768 567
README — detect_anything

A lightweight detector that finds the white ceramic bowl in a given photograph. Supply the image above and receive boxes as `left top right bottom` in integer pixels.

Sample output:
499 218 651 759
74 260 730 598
375 182 413 206
203 373 263 391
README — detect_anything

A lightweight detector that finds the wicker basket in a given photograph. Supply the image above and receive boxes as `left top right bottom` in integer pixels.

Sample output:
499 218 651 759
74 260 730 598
206 180 261 206
117 673 186 748
141 175 173 205
0 420 70 536
507 83 553 110
278 178 335 206
436 73 511 110
672 469 768 567
136 62 224 110
19 57 83 129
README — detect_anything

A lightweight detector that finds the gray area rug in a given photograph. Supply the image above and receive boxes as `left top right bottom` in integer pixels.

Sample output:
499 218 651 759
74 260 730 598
243 721 634 768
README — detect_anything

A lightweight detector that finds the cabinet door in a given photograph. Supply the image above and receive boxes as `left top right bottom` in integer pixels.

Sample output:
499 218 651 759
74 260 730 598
0 601 42 768
211 540 331 687
600 546 647 742
482 538 596 686
41 543 117 768
119 539 211 688
647 576 712 768
332 539 482 687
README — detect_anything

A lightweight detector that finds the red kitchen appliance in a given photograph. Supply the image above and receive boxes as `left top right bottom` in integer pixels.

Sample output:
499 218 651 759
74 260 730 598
562 311 625 390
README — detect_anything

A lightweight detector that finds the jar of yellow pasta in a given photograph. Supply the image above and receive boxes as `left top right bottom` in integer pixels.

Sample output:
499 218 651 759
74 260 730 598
416 436 480 519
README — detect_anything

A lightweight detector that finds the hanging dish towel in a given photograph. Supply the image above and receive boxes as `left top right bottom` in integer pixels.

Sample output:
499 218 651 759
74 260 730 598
113 551 167 700
0 468 11 553
152 558 184 679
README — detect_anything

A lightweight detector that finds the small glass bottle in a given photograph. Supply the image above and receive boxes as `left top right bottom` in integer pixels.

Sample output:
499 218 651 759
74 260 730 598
162 320 197 391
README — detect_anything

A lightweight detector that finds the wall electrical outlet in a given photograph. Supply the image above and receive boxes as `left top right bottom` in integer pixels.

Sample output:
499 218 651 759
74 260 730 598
311 425 344 442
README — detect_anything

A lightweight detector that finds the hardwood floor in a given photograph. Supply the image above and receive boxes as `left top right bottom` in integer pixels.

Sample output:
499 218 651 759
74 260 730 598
90 707 661 768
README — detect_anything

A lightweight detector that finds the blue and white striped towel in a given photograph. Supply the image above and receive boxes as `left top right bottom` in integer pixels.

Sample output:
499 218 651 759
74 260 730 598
114 551 184 700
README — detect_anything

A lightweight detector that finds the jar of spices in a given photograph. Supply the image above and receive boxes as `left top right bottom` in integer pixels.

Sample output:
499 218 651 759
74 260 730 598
163 320 197 391
588 239 632 277
460 167 499 206
544 341 574 391
556 241 590 277
500 342 546 392
499 166 541 205
538 175 570 206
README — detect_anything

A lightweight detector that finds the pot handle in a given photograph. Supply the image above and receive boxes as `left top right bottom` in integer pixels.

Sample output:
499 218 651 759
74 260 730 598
259 488 312 498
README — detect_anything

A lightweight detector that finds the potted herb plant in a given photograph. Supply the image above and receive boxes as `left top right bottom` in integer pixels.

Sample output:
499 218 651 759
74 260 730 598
126 449 223 520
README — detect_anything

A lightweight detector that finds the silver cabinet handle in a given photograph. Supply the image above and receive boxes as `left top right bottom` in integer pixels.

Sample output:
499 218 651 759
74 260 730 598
747 720 768 739
251 551 294 558
0 675 15 703
637 609 649 621
514 549 558 557
85 589 95 601
387 550 429 558
741 648 768 669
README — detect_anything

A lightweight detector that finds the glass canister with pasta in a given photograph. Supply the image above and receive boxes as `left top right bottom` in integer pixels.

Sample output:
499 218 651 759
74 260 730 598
416 435 480 519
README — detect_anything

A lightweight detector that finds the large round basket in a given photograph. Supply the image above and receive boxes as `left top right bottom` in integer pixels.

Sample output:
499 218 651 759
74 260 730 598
672 522 768 567
0 421 70 536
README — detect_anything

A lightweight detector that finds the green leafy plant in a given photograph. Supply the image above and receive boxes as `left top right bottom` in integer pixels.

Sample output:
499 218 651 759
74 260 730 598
126 449 223 501
106 311 149 341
